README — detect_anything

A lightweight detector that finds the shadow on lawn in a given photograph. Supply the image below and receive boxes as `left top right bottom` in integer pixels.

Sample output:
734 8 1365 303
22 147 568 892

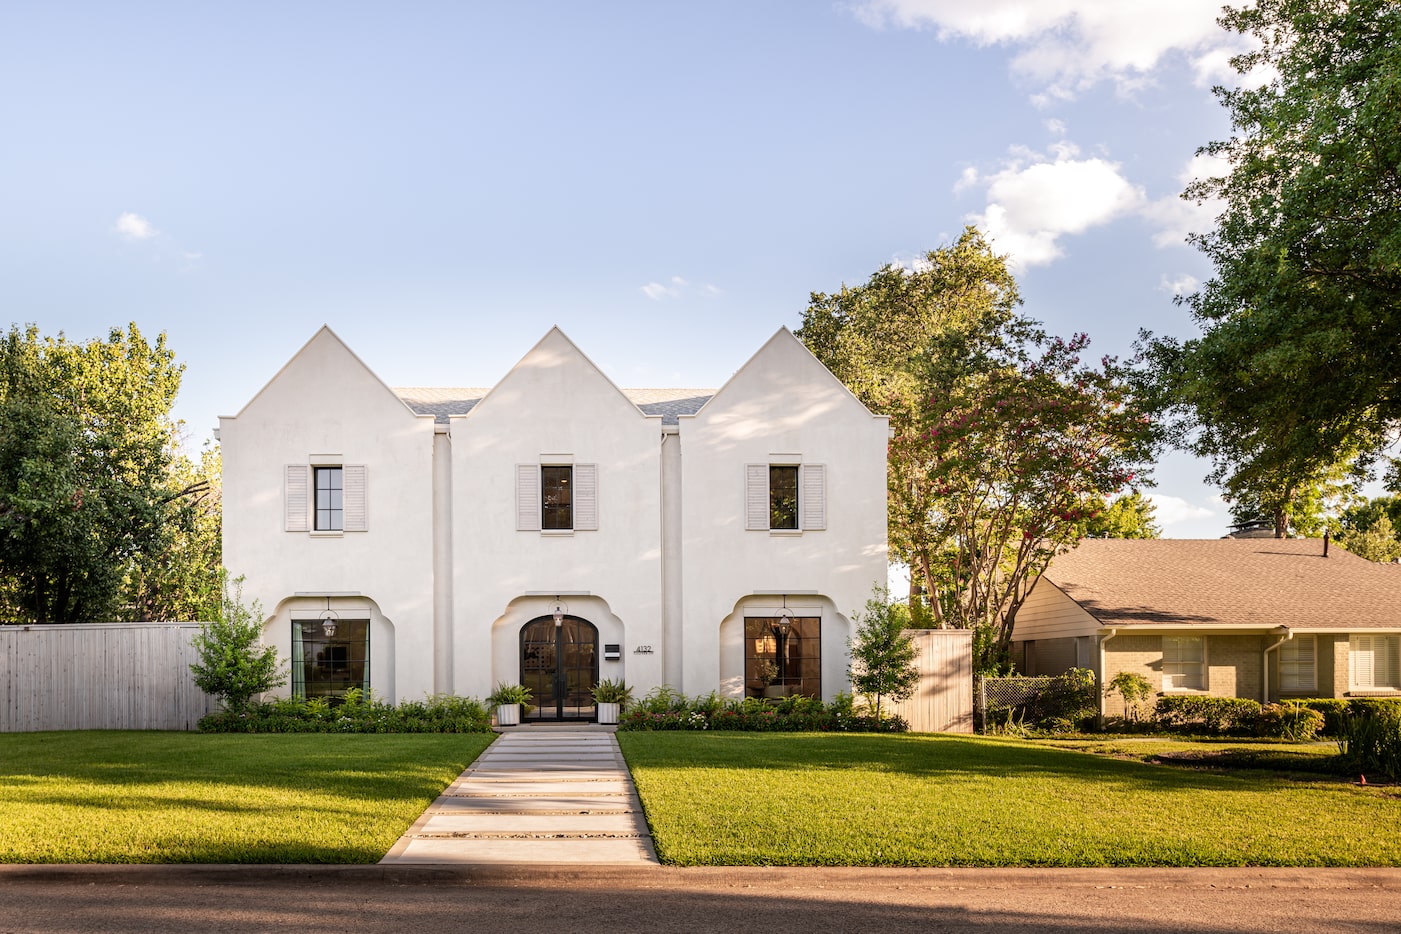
616 733 1351 796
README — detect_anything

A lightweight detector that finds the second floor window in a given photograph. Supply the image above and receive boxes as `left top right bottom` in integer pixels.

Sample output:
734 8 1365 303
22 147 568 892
769 466 799 530
315 466 343 531
542 465 573 530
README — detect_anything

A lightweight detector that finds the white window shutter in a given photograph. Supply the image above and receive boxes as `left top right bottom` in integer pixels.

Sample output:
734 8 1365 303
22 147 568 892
801 463 826 531
285 465 309 532
745 464 768 530
574 463 598 531
343 465 368 532
516 464 541 531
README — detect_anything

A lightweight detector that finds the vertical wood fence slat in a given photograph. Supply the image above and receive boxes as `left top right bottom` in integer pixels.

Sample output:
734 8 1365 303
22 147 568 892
889 629 974 733
0 623 217 732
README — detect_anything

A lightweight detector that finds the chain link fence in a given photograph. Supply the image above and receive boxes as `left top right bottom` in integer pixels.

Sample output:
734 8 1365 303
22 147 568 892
974 670 1097 733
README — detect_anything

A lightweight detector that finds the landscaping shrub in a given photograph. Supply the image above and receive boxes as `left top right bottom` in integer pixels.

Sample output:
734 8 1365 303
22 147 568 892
1154 695 1262 735
617 689 907 733
1285 698 1401 738
199 690 492 733
1254 703 1325 741
1336 704 1401 781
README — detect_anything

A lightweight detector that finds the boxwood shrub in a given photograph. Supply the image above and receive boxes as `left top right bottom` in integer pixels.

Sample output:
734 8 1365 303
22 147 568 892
617 689 908 733
1154 695 1262 735
199 690 493 733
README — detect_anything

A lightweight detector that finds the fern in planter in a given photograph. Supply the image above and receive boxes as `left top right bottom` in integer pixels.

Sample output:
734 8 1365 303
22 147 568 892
591 679 634 707
487 682 533 712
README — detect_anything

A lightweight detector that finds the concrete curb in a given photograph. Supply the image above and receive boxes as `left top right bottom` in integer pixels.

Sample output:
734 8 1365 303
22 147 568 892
2 864 1399 889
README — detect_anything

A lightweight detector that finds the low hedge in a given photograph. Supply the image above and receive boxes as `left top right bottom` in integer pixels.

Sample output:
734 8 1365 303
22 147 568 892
1154 695 1262 735
199 691 493 733
1286 698 1401 738
617 689 908 733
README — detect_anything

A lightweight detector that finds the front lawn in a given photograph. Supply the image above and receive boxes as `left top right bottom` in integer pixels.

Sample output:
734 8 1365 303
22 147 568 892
617 732 1401 867
0 732 493 863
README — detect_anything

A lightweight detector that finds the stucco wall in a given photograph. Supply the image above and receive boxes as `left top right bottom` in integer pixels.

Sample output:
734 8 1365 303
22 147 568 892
676 331 888 701
220 328 437 703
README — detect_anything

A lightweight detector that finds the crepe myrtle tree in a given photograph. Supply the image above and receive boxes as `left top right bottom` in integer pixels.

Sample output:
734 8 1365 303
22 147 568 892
893 331 1156 673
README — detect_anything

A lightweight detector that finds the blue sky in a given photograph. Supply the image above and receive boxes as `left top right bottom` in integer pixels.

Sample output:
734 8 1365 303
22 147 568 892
3 1 1256 537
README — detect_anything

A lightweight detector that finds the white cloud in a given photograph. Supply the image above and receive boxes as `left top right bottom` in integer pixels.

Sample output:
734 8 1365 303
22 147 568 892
113 212 157 240
640 275 720 301
1157 273 1199 298
1143 151 1230 247
1043 118 1067 136
961 145 1145 267
1148 493 1215 528
852 0 1247 100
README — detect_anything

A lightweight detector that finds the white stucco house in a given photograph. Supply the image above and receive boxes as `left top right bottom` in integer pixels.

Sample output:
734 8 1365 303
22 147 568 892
220 325 888 721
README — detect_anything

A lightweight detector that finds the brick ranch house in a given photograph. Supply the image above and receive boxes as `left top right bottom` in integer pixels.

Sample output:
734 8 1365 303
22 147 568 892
1011 538 1401 718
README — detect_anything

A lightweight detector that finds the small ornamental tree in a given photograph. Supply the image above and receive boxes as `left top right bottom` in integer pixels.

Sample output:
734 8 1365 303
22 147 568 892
848 588 920 722
190 577 285 713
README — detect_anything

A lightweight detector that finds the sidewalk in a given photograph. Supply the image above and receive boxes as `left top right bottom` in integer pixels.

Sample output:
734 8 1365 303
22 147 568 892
379 725 658 865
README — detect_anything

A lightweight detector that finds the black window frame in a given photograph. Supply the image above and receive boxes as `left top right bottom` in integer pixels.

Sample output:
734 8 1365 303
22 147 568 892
542 465 573 530
314 466 344 531
769 465 799 530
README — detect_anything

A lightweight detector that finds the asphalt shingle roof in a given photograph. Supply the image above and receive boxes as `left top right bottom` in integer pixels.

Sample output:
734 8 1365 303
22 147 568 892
392 387 714 424
1042 538 1401 630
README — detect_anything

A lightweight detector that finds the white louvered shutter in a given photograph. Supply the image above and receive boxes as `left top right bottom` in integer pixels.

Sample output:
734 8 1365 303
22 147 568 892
516 464 541 531
574 463 598 531
285 465 309 532
745 464 769 530
800 463 826 531
343 465 368 532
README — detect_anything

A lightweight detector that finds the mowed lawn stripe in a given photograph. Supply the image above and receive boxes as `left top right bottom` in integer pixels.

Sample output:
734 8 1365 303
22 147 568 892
617 732 1401 867
0 732 493 864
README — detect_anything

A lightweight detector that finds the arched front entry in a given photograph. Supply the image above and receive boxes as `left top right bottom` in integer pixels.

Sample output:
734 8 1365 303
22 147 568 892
520 615 599 721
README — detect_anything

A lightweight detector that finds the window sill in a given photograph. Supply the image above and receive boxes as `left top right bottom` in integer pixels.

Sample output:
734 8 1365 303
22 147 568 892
309 531 344 539
768 529 803 538
1346 690 1401 697
540 529 575 537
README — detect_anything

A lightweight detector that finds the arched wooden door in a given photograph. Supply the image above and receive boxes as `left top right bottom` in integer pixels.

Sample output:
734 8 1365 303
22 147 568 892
520 616 599 721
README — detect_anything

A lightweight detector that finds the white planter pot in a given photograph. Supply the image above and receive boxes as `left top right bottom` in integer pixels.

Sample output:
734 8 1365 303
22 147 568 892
496 703 521 727
763 685 788 699
596 702 620 724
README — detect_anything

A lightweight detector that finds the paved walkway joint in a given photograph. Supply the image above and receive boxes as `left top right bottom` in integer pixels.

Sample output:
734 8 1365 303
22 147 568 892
381 726 658 866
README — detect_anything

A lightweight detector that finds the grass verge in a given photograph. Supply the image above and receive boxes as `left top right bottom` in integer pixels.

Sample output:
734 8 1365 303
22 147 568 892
0 731 493 863
617 732 1401 867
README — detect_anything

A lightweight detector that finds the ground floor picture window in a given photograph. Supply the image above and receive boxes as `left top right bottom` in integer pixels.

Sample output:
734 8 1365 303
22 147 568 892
745 616 820 699
292 619 370 700
1162 636 1203 691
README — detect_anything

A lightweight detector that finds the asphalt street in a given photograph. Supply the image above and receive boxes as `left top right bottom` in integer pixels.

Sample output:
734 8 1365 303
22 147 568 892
1 866 1398 933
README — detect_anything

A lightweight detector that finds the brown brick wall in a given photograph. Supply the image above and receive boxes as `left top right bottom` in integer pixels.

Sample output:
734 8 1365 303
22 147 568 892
1101 634 1161 718
1102 632 1269 716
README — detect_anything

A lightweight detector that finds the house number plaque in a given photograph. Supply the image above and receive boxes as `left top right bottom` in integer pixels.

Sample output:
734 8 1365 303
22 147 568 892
633 645 654 654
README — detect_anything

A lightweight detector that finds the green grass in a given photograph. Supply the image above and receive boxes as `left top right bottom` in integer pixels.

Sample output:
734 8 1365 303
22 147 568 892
0 731 494 863
1036 736 1342 775
618 732 1401 867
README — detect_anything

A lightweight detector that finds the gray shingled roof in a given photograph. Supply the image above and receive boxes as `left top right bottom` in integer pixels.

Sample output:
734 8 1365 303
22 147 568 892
1041 538 1401 630
393 387 713 424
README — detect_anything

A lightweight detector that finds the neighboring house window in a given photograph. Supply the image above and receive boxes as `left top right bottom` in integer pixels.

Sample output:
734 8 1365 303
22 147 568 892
744 616 821 699
516 463 598 532
315 466 343 531
291 619 369 701
1279 635 1316 693
284 464 367 532
1350 634 1400 691
1162 636 1204 691
745 463 826 531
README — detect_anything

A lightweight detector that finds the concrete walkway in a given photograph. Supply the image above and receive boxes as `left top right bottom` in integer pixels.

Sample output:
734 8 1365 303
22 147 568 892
380 725 658 865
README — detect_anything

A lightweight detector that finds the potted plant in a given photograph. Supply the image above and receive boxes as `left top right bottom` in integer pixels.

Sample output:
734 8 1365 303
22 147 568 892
487 682 532 727
756 659 786 699
591 679 634 724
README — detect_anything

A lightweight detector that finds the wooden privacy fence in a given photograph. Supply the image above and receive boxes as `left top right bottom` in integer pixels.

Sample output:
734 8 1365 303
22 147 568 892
889 628 974 733
0 622 217 732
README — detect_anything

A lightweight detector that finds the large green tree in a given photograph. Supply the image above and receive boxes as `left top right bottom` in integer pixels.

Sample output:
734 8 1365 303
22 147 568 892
0 324 216 623
1084 491 1161 539
1144 0 1401 533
